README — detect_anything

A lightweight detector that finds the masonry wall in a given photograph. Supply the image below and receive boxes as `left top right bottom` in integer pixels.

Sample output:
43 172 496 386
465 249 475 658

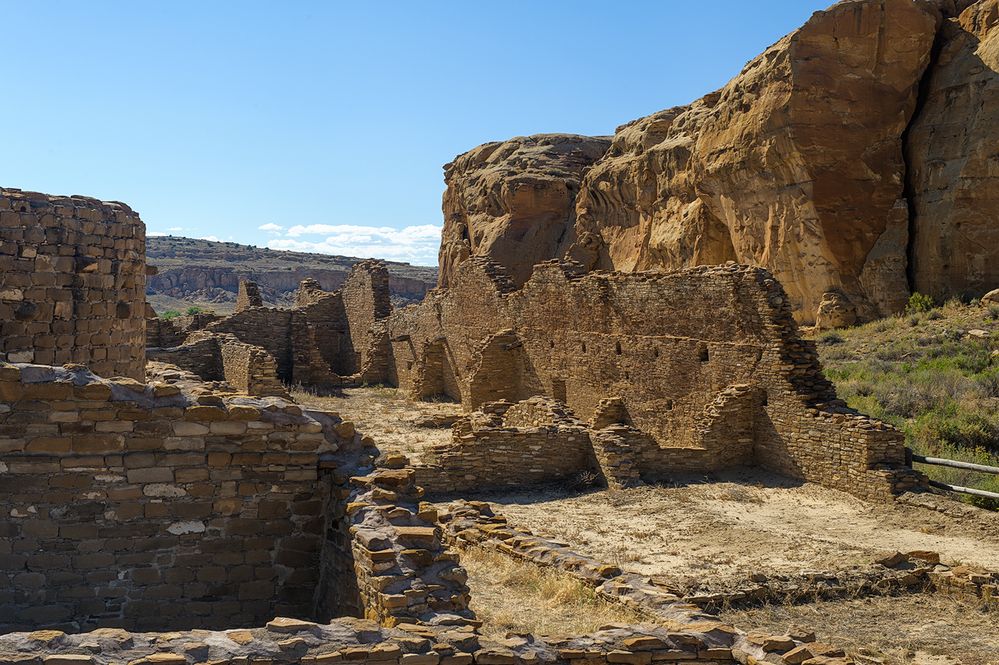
385 260 918 500
414 398 596 495
145 316 186 349
208 308 295 380
0 363 338 632
0 188 146 380
147 333 225 381
341 260 392 378
191 263 393 389
294 281 351 376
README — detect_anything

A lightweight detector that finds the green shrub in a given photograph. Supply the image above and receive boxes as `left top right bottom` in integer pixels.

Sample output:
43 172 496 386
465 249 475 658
185 306 203 315
161 310 181 320
819 331 844 345
906 291 936 314
987 305 999 321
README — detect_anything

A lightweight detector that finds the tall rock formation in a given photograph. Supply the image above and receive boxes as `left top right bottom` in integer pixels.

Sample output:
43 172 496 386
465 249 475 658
439 0 999 325
569 0 941 325
908 0 999 301
438 134 610 289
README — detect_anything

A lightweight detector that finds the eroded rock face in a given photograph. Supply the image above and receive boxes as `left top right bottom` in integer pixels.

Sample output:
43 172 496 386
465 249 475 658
908 0 999 301
439 0 999 324
438 134 610 289
571 0 941 325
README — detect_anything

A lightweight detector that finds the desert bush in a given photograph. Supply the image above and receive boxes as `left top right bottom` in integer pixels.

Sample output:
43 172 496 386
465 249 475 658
819 331 844 345
561 470 600 492
161 310 181 320
817 299 999 508
185 306 204 315
906 291 936 314
987 305 999 321
872 319 893 333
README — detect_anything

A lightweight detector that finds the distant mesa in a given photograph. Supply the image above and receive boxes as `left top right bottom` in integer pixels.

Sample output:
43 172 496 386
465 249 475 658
146 235 437 314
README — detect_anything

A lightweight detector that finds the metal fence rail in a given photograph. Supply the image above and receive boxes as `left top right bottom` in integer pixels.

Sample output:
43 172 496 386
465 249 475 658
912 453 999 501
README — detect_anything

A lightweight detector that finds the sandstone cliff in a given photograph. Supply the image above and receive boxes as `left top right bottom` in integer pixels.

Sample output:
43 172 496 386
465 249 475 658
441 0 999 326
908 0 999 301
438 134 610 288
574 0 940 325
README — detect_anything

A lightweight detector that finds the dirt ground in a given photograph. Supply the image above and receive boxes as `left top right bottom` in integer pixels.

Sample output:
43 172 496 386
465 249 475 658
721 594 999 665
292 387 461 464
481 470 999 593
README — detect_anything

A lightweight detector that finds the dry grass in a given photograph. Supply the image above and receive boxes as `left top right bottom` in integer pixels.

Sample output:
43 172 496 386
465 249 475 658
291 386 461 463
720 593 999 665
460 547 645 637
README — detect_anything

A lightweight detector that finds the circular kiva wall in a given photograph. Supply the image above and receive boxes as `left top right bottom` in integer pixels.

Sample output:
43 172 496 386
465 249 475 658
0 188 146 380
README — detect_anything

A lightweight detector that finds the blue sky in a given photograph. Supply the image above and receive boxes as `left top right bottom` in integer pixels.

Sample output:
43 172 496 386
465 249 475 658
3 1 831 266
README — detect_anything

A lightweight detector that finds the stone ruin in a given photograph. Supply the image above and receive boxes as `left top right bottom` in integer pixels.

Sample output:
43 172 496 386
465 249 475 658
0 189 146 380
0 189 470 635
146 259 392 391
378 259 922 503
4 186 980 665
140 231 927 503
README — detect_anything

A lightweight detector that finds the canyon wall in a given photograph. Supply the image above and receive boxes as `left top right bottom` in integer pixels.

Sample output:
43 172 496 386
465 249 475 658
438 134 610 289
908 0 999 300
440 0 999 325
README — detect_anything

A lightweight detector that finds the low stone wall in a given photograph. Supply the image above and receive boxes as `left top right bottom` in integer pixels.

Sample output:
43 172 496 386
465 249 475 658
0 616 765 665
0 362 342 632
147 333 225 381
330 458 471 624
145 316 185 349
219 336 287 398
148 332 288 398
414 400 595 495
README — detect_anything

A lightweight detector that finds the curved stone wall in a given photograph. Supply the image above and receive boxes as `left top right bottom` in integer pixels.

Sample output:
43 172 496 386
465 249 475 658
0 188 146 379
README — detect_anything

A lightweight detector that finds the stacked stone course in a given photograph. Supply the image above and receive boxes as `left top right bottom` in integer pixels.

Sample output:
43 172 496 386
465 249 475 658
0 616 774 665
0 362 337 632
414 398 595 495
0 189 145 380
379 259 923 501
234 279 264 313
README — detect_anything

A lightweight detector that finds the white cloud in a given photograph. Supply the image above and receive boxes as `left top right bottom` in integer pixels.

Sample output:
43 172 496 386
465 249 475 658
148 231 169 237
199 235 221 242
167 226 184 232
258 223 284 234
267 224 441 265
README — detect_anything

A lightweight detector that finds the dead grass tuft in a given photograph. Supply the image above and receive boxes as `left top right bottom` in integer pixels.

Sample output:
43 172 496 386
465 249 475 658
721 594 999 665
460 547 645 637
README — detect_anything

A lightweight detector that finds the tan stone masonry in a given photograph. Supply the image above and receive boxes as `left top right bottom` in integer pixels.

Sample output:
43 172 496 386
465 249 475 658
0 189 145 380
